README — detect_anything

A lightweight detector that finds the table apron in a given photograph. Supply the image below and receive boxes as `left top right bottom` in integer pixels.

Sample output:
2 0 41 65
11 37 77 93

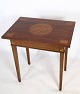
10 40 65 53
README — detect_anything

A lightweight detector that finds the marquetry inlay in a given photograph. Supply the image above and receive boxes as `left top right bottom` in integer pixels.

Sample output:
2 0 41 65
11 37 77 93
29 24 52 35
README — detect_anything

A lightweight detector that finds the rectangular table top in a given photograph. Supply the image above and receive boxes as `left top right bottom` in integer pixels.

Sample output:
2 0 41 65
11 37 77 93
2 17 75 47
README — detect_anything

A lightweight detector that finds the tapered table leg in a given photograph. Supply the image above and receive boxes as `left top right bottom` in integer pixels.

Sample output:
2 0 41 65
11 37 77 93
59 52 64 91
11 44 21 82
64 48 68 71
26 48 30 65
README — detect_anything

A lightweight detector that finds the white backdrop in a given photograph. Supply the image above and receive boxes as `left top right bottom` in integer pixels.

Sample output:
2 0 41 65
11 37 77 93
0 0 80 94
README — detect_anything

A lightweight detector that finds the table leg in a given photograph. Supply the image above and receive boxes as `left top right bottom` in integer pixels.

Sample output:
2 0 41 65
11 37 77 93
26 48 30 65
59 52 64 91
64 48 68 71
11 44 21 82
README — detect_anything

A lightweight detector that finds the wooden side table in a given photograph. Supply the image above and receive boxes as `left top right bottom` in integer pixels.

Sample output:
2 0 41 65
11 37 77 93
1 17 75 90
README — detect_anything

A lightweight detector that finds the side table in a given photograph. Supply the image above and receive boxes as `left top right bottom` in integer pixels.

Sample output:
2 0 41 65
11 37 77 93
1 17 75 90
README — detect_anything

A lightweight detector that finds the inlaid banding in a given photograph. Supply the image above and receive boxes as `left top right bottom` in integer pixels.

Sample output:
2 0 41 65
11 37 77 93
60 40 68 44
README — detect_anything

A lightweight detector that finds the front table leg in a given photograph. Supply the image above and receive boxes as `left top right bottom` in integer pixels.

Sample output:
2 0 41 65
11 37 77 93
11 44 21 82
59 52 64 91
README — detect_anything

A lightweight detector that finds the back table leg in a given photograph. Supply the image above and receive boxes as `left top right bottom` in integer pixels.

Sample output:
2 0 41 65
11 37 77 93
64 48 68 71
11 44 21 82
26 48 30 65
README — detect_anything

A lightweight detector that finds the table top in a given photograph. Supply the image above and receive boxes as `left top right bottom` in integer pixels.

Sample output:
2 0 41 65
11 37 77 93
2 17 75 47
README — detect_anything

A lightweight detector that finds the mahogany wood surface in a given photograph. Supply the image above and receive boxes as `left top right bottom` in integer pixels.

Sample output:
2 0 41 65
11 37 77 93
2 17 75 47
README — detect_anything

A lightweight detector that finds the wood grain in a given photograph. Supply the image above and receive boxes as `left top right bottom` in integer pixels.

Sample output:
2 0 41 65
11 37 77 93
1 17 75 47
